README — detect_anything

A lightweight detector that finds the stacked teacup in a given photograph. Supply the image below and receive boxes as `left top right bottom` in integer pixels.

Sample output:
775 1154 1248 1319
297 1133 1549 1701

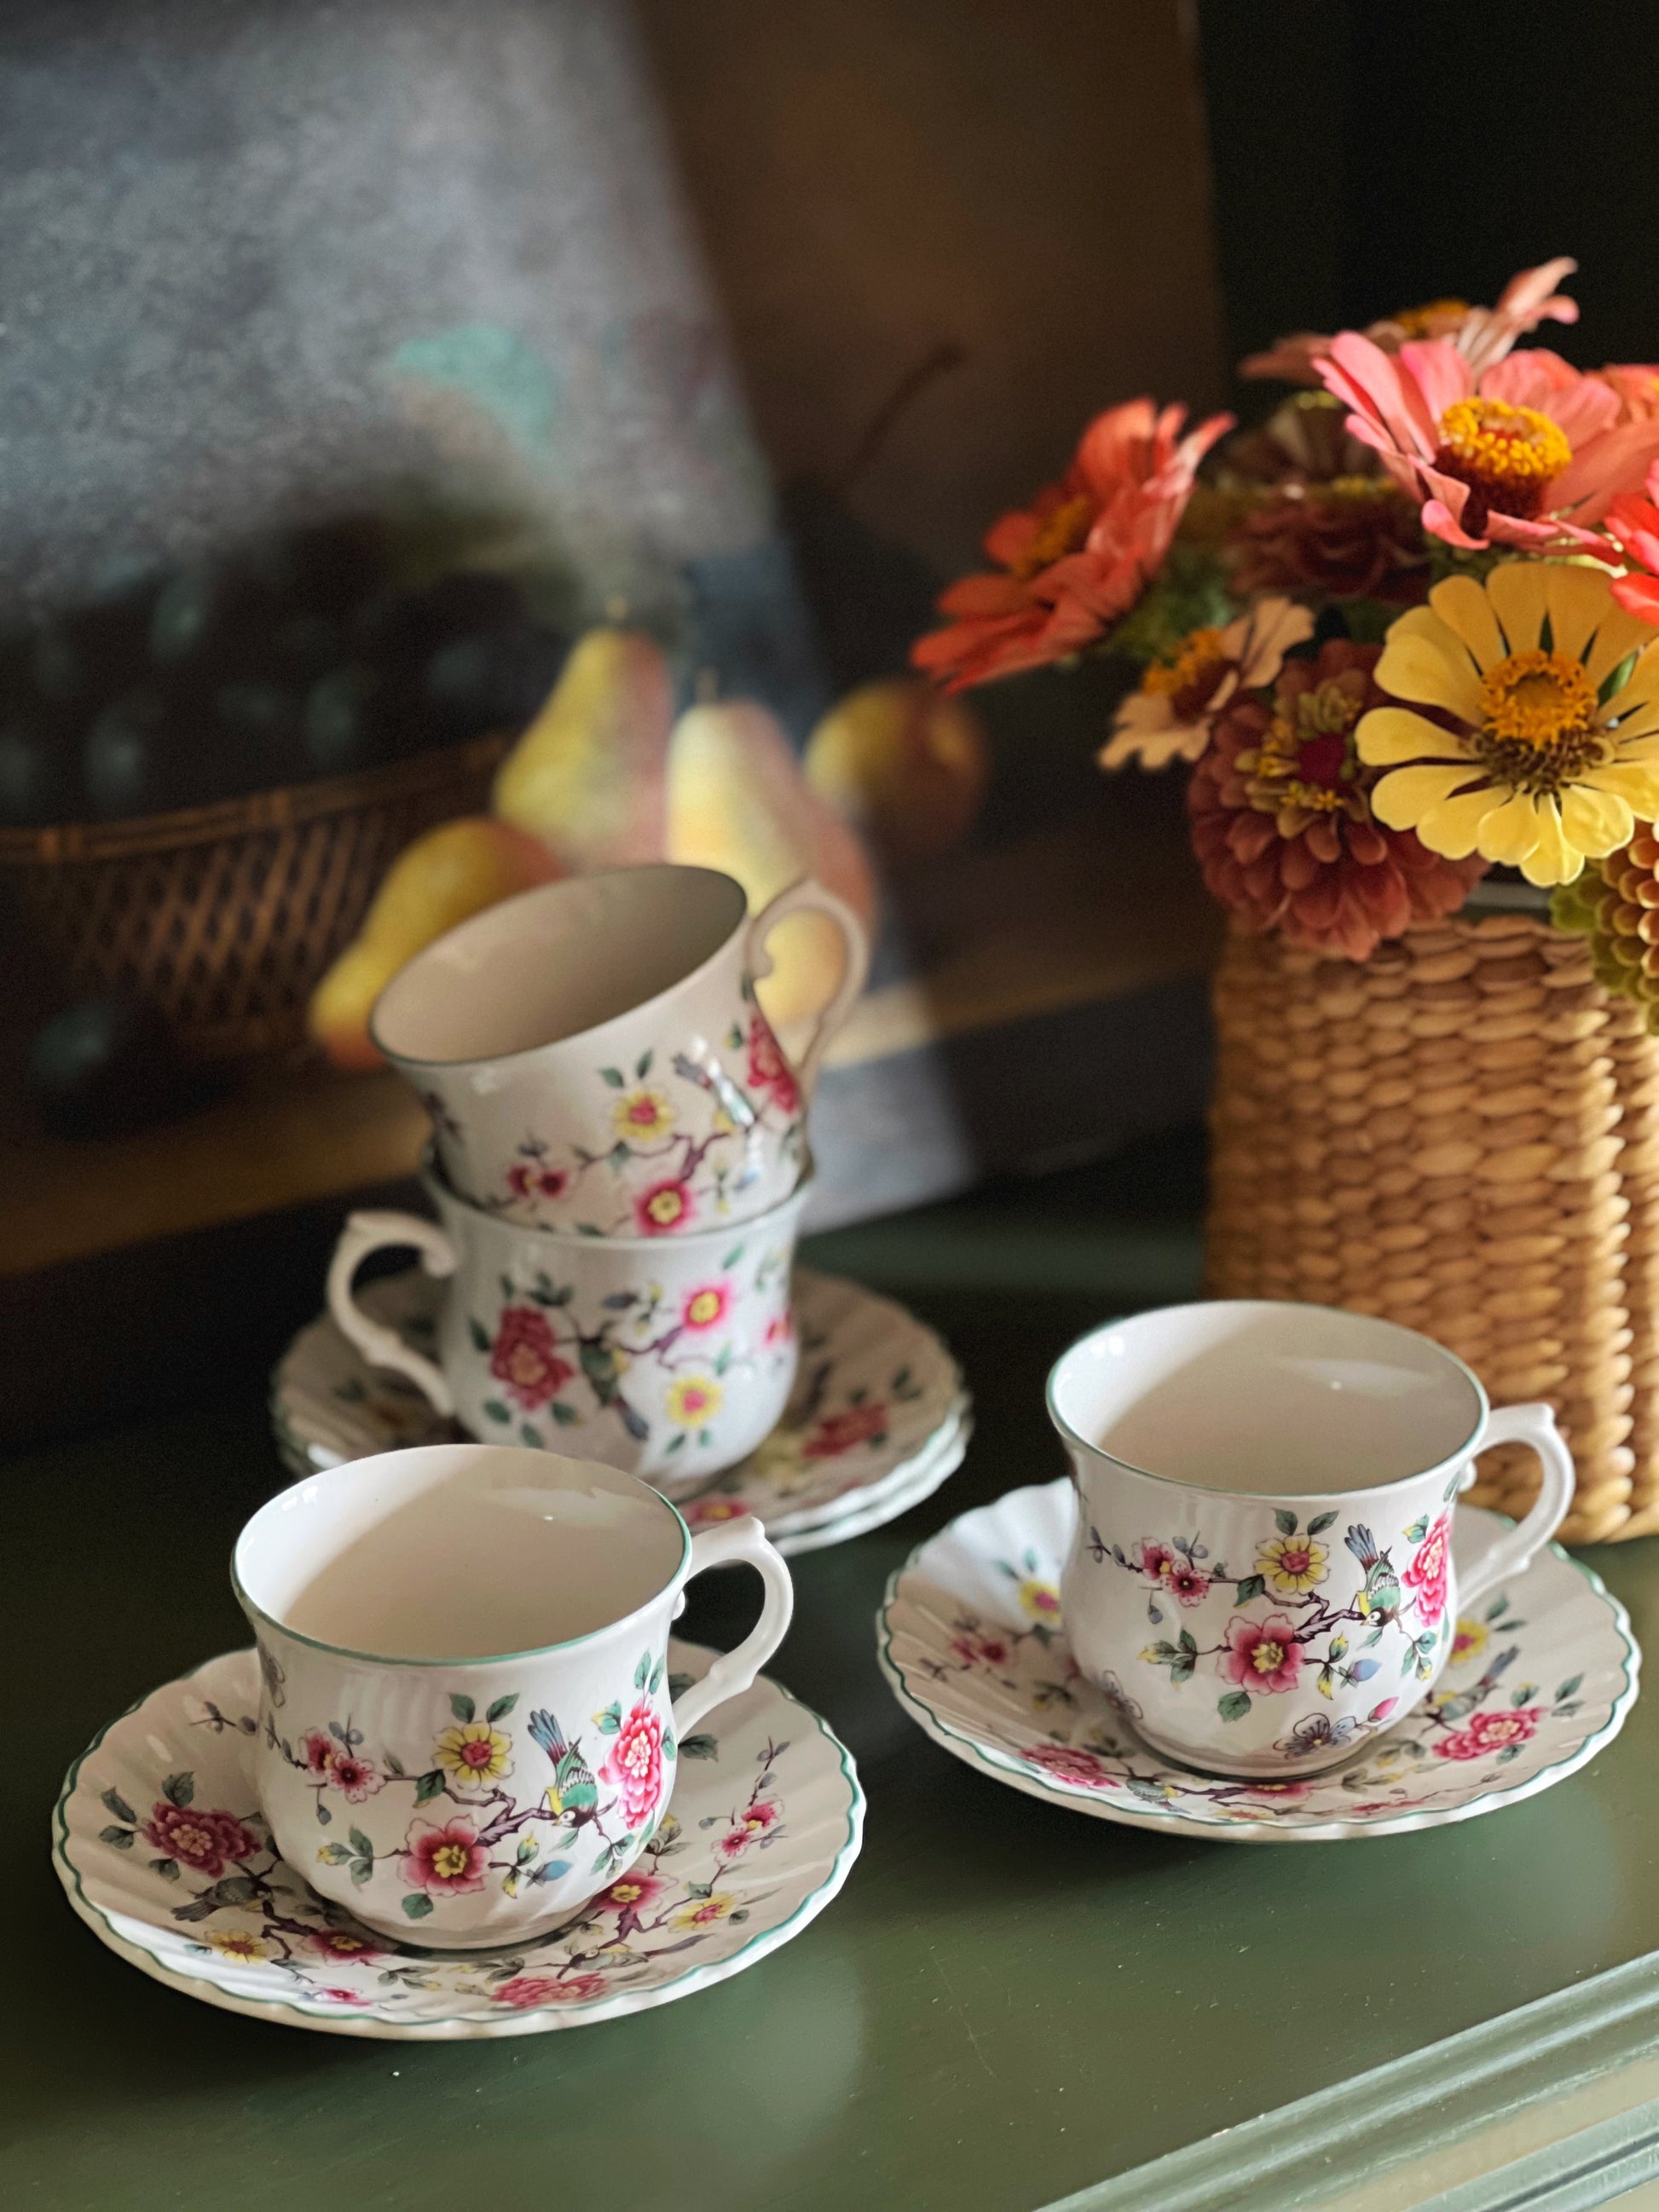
327 864 870 1494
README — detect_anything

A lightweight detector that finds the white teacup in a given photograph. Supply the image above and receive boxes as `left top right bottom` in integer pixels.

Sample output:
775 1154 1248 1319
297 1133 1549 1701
327 1160 806 1487
372 863 868 1235
234 1443 794 1947
1048 1301 1575 1776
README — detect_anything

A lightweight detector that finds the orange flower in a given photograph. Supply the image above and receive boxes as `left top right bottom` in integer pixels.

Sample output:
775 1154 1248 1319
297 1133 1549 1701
1604 460 1659 626
911 398 1232 692
1240 259 1581 386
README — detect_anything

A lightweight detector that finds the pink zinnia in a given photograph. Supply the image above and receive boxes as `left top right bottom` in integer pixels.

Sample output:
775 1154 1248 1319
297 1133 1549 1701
912 398 1232 692
1315 333 1659 553
1217 1614 1304 1696
1241 259 1581 386
1604 460 1659 624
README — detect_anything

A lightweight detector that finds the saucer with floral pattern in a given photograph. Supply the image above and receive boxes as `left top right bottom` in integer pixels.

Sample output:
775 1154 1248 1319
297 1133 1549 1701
877 1480 1638 1843
55 1643 862 2038
272 1265 968 1555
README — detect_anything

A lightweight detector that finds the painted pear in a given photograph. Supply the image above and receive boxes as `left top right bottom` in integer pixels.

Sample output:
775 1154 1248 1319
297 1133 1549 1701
666 699 876 1030
309 816 562 1071
492 626 671 869
804 677 990 865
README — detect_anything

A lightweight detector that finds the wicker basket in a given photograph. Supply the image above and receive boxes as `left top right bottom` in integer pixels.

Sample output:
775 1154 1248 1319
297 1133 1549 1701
0 733 509 1063
1205 906 1659 1545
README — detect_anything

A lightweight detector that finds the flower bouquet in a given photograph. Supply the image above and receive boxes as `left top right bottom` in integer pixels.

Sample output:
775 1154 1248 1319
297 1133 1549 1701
910 259 1659 1542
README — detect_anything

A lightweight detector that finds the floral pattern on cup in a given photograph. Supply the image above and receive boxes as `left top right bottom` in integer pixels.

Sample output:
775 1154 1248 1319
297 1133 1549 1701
483 1030 806 1238
62 1643 858 2028
1090 1500 1454 1737
880 1479 1637 1837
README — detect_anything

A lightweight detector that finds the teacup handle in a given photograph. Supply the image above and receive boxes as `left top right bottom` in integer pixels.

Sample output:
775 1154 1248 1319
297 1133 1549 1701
327 1210 458 1416
747 877 870 1098
1459 1401 1576 1608
670 1516 795 1736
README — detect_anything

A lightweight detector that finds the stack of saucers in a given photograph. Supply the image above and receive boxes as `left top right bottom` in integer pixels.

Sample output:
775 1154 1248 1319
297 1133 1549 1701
293 863 970 1551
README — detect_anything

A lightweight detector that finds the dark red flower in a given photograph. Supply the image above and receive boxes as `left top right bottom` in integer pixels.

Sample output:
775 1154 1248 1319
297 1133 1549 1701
142 1801 261 1876
746 1014 800 1115
488 1306 575 1411
801 1401 889 1459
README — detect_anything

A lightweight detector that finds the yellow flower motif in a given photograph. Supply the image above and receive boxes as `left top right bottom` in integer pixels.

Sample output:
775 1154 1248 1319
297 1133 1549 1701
613 1088 676 1143
1255 1533 1328 1594
432 1722 513 1790
205 1927 269 1963
1450 1616 1489 1664
667 1375 723 1428
1017 1578 1062 1623
669 1891 737 1930
1357 561 1659 887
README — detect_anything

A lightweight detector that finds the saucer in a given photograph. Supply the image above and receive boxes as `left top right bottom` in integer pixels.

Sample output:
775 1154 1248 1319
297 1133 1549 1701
877 1480 1639 1843
55 1643 863 2038
273 1265 968 1556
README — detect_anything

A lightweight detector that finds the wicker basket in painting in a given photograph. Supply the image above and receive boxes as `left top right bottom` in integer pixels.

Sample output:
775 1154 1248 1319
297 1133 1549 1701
0 733 509 1064
1205 904 1659 1545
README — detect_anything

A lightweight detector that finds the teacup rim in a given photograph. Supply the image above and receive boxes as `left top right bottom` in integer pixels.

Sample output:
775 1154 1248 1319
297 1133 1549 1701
419 1147 815 1250
1045 1297 1491 1504
369 862 751 1072
231 1444 694 1670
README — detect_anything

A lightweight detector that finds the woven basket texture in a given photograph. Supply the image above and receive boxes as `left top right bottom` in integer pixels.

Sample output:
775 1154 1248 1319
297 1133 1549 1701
1205 911 1659 1545
0 734 507 1063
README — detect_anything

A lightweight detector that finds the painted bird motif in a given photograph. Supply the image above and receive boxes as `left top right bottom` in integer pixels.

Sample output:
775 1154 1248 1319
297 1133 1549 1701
1344 1524 1402 1621
527 1707 603 1834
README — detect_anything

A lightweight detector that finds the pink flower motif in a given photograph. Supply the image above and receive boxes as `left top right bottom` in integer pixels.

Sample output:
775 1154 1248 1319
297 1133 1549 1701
1022 1742 1120 1790
299 1732 335 1778
1167 1564 1211 1607
1368 1698 1400 1725
1239 1778 1315 1802
801 1402 889 1460
327 1753 384 1804
1240 258 1581 386
401 1816 489 1896
746 1014 801 1115
763 1313 794 1349
949 1629 1013 1670
593 1869 669 1917
1434 1707 1544 1763
601 1701 666 1829
142 1802 262 1876
680 1282 732 1332
634 1178 695 1236
911 398 1233 691
492 1972 610 2010
683 1495 748 1529
506 1160 569 1203
488 1305 575 1412
307 1928 383 1965
1315 333 1659 552
1217 1614 1304 1696
314 1987 371 2006
716 1799 783 1859
1137 1541 1177 1581
1403 1515 1452 1627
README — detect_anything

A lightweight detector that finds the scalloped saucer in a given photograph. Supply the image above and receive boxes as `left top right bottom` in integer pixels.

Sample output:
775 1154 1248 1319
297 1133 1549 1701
55 1643 862 2038
272 1266 969 1556
877 1480 1639 1843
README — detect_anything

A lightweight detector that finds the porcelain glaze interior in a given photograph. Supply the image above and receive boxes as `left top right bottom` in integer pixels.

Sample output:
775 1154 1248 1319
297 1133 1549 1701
372 864 746 1066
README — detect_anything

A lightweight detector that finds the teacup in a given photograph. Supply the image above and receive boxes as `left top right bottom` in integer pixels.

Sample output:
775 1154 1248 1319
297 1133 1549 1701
1048 1301 1575 1776
327 1159 806 1487
371 863 869 1234
234 1442 794 1947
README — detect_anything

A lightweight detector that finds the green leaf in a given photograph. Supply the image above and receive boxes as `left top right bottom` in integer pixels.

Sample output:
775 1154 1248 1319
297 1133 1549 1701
161 1771 194 1808
350 1857 373 1886
384 1751 405 1776
519 1424 541 1449
1274 1510 1298 1537
551 1401 579 1426
1177 1627 1197 1653
1328 1634 1348 1663
414 1770 446 1805
1556 1674 1583 1701
679 1732 718 1760
487 1694 518 1724
1233 1574 1266 1606
722 1245 745 1271
668 1673 694 1698
402 1893 435 1920
483 1400 512 1425
152 1857 180 1880
317 1842 353 1864
649 1657 665 1695
101 1787 137 1825
594 1701 622 1735
468 1317 491 1353
516 1832 539 1863
99 1825 134 1847
599 1066 626 1089
662 1728 676 1759
449 1695 476 1724
636 1049 653 1079
633 1651 650 1691
349 1828 374 1860
1316 1666 1334 1701
1308 1510 1338 1535
1217 1691 1252 1723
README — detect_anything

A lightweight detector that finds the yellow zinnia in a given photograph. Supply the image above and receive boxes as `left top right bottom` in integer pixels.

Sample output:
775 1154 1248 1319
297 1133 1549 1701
1356 561 1659 885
